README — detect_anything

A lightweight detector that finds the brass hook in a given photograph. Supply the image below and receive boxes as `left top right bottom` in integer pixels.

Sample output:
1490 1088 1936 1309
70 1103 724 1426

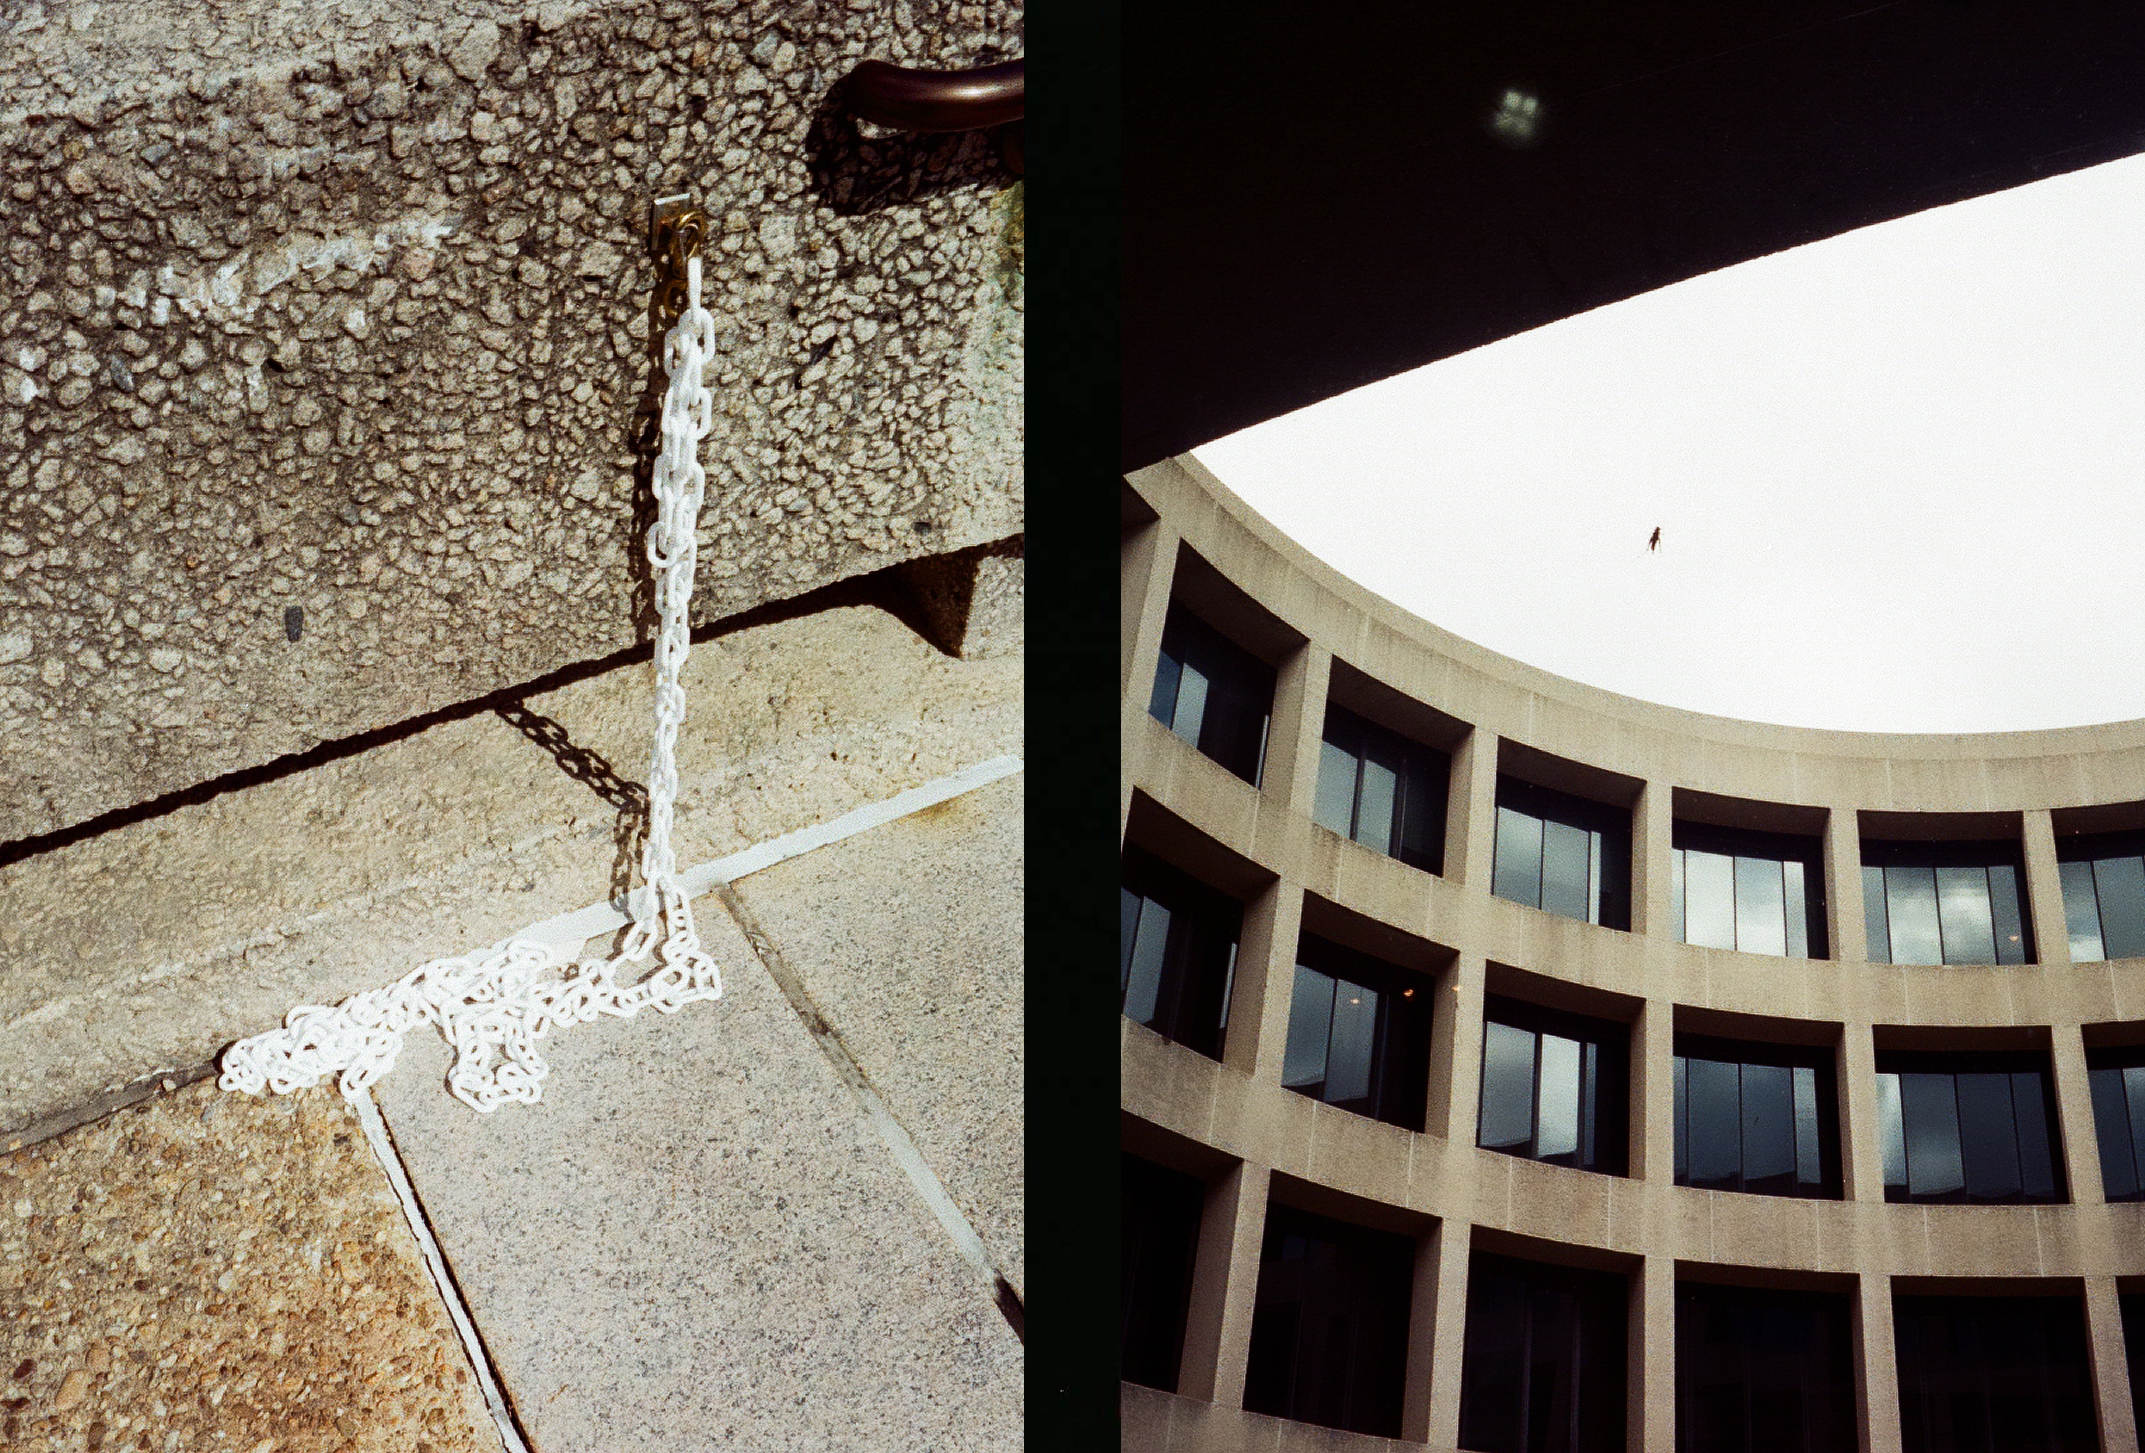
650 194 710 325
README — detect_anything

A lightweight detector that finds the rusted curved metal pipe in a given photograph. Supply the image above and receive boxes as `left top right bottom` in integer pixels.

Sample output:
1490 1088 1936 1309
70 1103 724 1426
843 58 1024 132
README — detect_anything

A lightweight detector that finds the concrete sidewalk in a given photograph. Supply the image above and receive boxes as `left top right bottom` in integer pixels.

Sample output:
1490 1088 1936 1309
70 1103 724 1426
0 595 1021 1449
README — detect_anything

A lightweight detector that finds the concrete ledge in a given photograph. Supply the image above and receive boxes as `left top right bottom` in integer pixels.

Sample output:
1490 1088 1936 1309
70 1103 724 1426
0 598 1017 1136
0 0 1022 841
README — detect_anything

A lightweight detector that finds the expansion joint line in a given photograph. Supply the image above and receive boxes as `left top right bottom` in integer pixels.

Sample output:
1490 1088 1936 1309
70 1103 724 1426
220 247 726 1113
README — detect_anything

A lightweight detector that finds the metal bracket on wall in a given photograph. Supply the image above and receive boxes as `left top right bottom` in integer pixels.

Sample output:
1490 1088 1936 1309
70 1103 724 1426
649 193 709 325
842 58 1024 173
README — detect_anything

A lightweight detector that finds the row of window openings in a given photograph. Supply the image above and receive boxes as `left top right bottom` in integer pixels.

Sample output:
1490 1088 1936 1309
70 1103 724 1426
1124 869 2145 1209
1149 605 2145 965
1124 1169 2118 1453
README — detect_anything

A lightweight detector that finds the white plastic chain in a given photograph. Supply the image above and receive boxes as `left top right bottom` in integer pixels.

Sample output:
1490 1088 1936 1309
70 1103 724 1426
219 253 724 1113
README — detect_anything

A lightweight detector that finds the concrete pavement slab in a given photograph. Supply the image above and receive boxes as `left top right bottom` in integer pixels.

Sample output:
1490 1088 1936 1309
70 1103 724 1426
369 903 1021 1452
0 1079 499 1453
728 773 1023 1294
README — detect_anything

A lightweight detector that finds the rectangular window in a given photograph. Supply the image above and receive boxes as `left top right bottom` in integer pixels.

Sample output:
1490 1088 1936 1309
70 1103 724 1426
1148 603 1275 786
2085 1043 2145 1203
1674 1035 1840 1199
1121 1154 1206 1392
1310 705 1450 874
1281 937 1434 1131
1874 1051 2065 1204
1676 1281 1856 1453
1120 846 1242 1061
1672 821 1828 959
1459 1250 1628 1453
2121 1293 2145 1446
1860 839 2032 965
1893 1295 2097 1453
1477 995 1627 1175
1243 1201 1413 1438
1491 777 1631 930
2056 828 2145 963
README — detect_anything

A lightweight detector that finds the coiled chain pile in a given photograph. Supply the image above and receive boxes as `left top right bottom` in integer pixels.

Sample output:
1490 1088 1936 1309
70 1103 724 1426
219 254 725 1112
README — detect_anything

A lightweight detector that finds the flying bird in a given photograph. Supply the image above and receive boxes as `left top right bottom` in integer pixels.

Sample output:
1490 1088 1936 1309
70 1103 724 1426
1648 527 1661 552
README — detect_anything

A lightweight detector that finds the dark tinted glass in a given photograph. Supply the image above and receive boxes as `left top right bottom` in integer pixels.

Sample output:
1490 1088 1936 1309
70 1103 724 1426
1676 1281 1856 1453
1492 777 1631 930
1243 1202 1413 1437
1479 995 1629 1175
2122 1293 2145 1440
1150 605 1275 785
1862 839 2033 965
1121 1154 1206 1391
1675 1036 1841 1200
1459 1251 1628 1453
1284 938 1434 1130
1877 1051 2066 1205
1893 1295 2096 1453
1314 705 1450 874
2085 1044 2145 1203
1119 846 1242 1060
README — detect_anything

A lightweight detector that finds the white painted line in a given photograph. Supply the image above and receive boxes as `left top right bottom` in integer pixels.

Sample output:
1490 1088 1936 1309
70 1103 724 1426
505 753 1023 954
352 1089 532 1453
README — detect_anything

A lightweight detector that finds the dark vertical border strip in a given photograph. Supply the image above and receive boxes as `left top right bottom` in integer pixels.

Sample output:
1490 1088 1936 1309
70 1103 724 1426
1024 0 1122 1439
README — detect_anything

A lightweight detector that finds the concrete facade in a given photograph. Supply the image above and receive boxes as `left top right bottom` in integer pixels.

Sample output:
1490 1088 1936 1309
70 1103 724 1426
1121 454 2145 1453
0 0 1021 843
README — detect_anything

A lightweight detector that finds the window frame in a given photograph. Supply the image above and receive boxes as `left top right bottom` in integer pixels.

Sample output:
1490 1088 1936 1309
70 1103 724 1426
2084 1042 2145 1203
1458 1249 1630 1453
1477 993 1630 1176
1671 819 1830 960
2055 826 2145 964
1148 603 1276 787
1892 1293 2098 1453
1859 837 2034 966
1120 845 1243 1061
1673 1033 1843 1200
1120 1153 1207 1393
1282 935 1435 1132
1242 1200 1415 1439
1675 1279 1858 1453
1873 1048 2067 1205
1312 703 1451 875
1490 775 1633 930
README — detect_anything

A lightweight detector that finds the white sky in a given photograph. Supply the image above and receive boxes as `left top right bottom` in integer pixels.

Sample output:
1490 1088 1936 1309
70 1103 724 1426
1194 152 2145 735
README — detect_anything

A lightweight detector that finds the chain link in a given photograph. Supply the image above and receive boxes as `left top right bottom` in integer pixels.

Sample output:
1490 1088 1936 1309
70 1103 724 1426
220 251 725 1112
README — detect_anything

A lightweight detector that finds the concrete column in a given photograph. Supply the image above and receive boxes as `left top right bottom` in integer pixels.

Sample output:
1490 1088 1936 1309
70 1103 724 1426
1426 953 1488 1144
1447 728 1501 891
1263 643 1331 816
2086 1276 2141 1453
1823 804 1868 963
1632 1253 1674 1452
1121 516 1178 701
1225 879 1305 1085
2051 1023 2106 1205
1840 1021 1888 1203
1852 1273 1903 1453
1407 1217 1472 1448
1632 779 1674 938
1633 997 1677 1188
1121 518 1179 834
1178 1160 1270 1409
2022 807 2074 967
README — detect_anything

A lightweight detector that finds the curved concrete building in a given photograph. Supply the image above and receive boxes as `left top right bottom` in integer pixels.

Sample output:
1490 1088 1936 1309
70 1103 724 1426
1120 454 2145 1453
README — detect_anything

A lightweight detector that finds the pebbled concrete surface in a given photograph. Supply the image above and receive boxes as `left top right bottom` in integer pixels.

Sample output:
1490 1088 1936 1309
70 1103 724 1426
731 770 1023 1293
0 0 1022 843
0 1078 500 1453
0 598 1019 1140
371 901 1022 1452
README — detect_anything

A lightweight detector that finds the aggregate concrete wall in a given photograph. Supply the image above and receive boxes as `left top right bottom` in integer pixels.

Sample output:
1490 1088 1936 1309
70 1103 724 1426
0 0 1022 843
